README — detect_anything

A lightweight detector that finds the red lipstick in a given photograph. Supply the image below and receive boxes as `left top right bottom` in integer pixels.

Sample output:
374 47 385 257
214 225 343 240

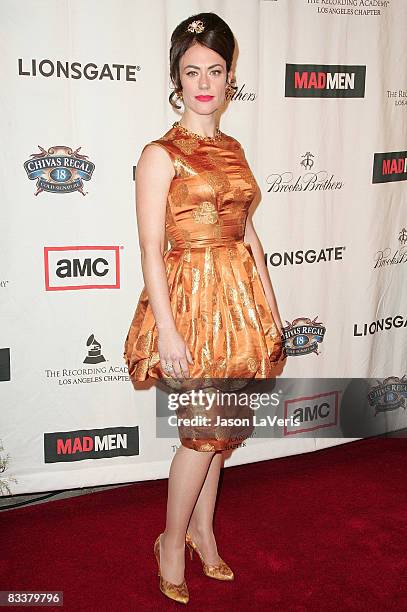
195 95 214 101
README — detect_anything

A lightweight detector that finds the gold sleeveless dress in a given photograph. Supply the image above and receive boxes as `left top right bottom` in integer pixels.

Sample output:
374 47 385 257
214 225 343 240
123 121 284 451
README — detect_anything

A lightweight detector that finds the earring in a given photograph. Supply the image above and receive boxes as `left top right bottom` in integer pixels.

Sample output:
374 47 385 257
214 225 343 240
177 90 183 101
225 81 235 98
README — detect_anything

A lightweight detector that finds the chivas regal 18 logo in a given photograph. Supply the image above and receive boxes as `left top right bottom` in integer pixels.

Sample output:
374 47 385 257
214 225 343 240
282 316 326 357
24 145 95 195
367 376 407 416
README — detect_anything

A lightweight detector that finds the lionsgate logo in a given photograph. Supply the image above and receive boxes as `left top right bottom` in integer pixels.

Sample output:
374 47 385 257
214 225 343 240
265 151 344 194
265 244 346 267
24 145 95 195
18 58 141 81
44 334 130 386
374 227 407 268
285 63 366 98
44 245 121 290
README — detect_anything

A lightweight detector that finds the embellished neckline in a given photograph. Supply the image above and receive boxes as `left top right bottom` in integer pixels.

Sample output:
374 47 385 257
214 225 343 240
172 121 223 142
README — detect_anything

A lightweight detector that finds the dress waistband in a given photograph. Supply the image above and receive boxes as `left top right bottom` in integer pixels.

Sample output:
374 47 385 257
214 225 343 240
168 238 245 251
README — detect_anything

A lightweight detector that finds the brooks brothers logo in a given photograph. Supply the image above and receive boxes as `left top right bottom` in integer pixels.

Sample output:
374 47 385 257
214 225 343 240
266 151 344 194
282 317 326 357
226 80 257 102
367 376 407 416
374 227 407 268
24 145 95 195
285 63 366 98
44 245 121 291
372 150 407 184
44 426 140 463
44 335 129 386
354 315 407 337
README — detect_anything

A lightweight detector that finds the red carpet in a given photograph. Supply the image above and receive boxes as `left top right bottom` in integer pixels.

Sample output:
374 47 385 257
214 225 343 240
2 437 407 611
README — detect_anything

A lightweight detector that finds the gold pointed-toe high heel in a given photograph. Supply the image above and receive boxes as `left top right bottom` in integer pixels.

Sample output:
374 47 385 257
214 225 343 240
154 534 189 604
185 531 234 581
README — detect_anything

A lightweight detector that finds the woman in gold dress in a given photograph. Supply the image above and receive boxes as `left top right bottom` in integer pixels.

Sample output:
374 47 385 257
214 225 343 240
123 12 286 605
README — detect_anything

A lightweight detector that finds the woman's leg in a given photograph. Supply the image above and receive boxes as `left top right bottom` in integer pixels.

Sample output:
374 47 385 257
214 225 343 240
187 450 224 564
159 444 215 584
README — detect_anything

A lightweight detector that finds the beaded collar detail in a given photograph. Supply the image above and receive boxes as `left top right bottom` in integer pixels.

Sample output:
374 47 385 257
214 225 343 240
172 121 223 143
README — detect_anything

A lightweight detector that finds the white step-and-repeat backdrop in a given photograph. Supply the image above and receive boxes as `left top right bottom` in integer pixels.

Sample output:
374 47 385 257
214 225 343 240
1 0 406 495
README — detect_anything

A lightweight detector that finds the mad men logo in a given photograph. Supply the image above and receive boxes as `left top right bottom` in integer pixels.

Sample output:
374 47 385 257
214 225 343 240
284 390 339 436
367 376 407 416
24 145 95 195
372 151 407 183
374 227 407 268
44 246 121 290
285 63 366 97
0 348 11 382
44 426 140 463
282 317 326 357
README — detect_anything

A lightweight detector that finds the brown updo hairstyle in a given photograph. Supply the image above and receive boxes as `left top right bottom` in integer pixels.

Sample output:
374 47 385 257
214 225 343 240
169 12 235 110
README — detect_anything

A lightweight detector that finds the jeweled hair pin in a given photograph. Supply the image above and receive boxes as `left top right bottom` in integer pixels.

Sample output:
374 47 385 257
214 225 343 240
187 19 205 34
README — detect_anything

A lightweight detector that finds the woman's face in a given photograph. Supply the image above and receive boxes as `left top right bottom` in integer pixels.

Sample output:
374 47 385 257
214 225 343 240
178 42 232 116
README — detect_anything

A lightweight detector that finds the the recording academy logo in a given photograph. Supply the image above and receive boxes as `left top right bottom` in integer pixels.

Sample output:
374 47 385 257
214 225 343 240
372 151 407 184
285 64 366 98
282 317 326 357
44 245 121 291
44 426 140 463
367 376 407 416
266 151 344 194
24 145 95 195
84 334 106 364
44 335 129 386
374 227 407 268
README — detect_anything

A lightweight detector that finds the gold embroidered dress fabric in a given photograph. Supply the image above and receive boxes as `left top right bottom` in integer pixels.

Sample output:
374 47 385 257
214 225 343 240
123 122 284 451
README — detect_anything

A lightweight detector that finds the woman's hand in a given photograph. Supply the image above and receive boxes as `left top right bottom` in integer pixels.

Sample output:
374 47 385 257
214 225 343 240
158 328 194 379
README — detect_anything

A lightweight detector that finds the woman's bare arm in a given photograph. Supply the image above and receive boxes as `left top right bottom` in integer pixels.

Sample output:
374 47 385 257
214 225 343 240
244 215 284 333
135 143 176 331
135 143 193 377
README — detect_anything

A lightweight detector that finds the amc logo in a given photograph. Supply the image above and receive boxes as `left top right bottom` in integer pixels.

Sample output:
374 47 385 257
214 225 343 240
284 390 340 436
44 245 121 291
